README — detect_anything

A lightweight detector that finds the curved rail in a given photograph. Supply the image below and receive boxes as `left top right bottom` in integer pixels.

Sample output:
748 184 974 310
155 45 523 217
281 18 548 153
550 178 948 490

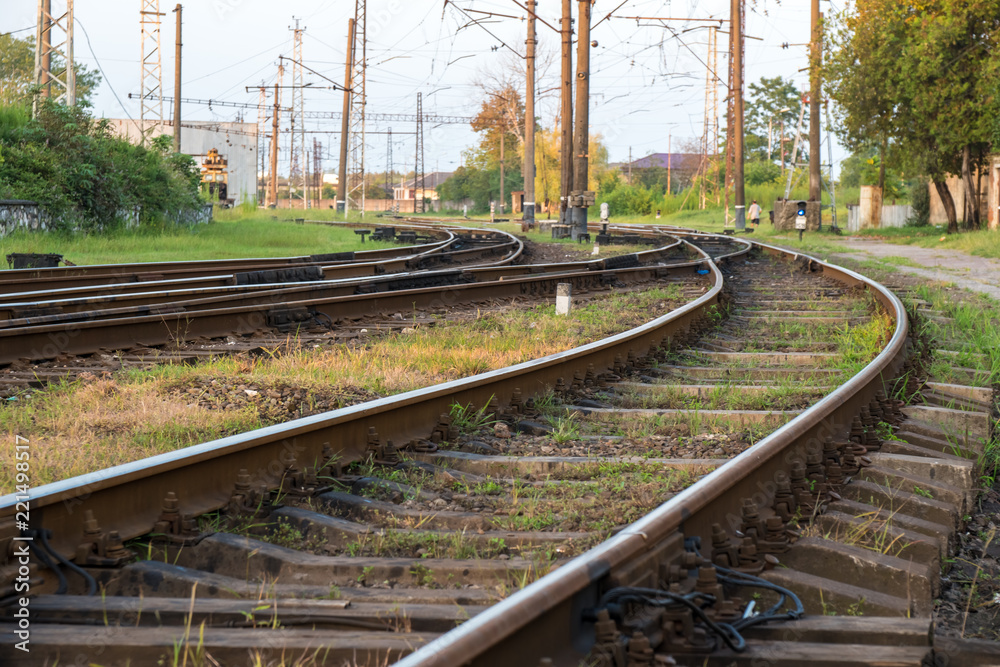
0 242 718 561
395 242 910 666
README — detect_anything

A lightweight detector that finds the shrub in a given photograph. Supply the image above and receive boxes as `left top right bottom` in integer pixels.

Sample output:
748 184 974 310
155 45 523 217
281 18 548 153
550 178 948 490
0 101 203 231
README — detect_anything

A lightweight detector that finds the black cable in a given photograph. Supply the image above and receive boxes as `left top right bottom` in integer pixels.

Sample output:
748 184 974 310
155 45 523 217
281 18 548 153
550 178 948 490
27 536 68 595
39 529 97 597
1 26 35 37
598 586 747 652
74 17 132 121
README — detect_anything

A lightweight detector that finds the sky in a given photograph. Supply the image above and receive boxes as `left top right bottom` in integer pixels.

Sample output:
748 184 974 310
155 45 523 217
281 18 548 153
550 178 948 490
0 0 848 178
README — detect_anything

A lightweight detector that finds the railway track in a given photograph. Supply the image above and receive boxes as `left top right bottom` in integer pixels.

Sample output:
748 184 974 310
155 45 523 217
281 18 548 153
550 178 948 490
0 224 996 666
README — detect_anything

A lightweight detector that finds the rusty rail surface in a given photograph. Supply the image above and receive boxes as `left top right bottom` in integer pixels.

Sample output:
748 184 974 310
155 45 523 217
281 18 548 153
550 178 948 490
4 229 941 666
395 241 911 667
0 236 717 565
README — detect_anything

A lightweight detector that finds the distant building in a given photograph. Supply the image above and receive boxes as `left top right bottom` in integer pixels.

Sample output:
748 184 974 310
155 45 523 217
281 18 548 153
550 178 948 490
394 171 453 202
107 119 258 205
624 152 701 172
621 152 702 192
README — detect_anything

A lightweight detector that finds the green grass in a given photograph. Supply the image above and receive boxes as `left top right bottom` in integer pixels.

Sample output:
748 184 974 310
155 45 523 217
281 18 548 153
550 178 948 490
0 208 396 267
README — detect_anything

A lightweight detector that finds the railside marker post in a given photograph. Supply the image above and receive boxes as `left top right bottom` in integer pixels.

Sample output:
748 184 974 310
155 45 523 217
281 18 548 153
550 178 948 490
556 283 572 315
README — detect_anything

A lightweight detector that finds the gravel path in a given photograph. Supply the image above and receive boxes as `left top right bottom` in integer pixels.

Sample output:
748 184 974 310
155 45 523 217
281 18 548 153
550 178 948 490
829 237 1000 299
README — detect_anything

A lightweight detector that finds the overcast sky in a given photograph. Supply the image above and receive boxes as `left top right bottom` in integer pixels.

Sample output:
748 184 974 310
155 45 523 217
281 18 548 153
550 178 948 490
1 0 846 177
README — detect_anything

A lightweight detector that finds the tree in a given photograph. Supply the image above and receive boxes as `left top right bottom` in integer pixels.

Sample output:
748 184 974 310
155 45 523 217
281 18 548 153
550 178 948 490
0 35 101 108
826 0 1000 232
745 76 802 165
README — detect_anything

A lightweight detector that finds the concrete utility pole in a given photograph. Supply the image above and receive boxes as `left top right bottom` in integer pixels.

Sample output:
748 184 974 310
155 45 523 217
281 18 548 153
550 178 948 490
559 0 573 226
499 117 505 214
731 0 746 231
172 4 181 153
267 64 283 207
523 0 536 223
809 0 822 203
570 0 592 240
337 18 355 214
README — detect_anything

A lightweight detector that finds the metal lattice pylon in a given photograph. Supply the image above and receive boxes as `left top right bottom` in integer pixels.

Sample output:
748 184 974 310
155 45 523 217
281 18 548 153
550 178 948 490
415 93 424 214
139 0 164 145
33 0 75 113
347 0 366 213
289 18 306 208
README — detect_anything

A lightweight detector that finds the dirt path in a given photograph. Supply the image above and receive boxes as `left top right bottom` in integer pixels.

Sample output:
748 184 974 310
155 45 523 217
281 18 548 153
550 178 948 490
829 237 1000 300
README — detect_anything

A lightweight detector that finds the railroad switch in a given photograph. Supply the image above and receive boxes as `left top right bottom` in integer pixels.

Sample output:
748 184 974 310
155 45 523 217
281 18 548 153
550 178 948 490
76 510 132 566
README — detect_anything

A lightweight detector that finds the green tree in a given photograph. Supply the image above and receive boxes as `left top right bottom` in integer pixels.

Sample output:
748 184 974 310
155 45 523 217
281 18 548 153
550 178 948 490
745 76 802 165
0 35 101 108
826 0 1000 231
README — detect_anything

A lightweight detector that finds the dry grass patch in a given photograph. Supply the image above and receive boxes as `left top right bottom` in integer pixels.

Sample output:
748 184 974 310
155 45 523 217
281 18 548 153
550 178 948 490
0 286 686 488
1 378 263 487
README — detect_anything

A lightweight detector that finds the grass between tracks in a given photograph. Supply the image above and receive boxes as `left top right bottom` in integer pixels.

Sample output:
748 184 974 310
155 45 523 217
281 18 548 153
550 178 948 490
0 286 686 488
0 209 393 266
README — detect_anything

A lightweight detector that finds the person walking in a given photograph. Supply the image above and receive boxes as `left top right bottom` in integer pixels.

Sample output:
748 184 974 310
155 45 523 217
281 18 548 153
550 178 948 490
748 200 762 227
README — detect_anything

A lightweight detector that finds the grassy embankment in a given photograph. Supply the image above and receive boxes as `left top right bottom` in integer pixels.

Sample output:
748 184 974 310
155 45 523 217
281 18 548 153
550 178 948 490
0 207 396 266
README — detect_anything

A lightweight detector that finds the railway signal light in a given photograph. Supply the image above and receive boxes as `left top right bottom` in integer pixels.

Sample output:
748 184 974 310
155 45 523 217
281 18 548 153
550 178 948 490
795 201 808 240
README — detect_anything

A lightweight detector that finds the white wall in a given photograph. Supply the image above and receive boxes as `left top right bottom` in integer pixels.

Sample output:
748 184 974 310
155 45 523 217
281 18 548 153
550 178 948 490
106 119 258 205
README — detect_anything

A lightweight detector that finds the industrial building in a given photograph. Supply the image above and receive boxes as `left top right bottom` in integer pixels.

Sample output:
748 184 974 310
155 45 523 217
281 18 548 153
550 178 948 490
107 119 258 206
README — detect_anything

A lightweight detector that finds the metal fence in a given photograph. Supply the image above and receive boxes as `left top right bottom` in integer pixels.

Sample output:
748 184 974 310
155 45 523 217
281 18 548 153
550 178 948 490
846 204 914 232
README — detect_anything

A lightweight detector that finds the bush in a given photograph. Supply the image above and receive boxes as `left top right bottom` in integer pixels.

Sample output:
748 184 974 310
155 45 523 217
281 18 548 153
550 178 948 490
0 101 203 231
906 179 930 227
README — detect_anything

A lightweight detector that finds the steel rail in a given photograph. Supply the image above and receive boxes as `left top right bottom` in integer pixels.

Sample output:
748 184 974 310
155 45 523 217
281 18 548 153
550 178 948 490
0 243 726 569
395 242 910 667
0 254 708 364
0 228 460 295
0 240 688 324
0 229 523 310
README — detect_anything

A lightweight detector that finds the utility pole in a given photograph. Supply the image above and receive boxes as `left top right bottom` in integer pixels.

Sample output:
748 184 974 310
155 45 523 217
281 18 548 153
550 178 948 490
415 92 425 214
313 138 322 208
348 0 367 215
559 0 573 226
809 0 822 204
825 99 838 229
385 128 393 200
628 147 632 182
172 4 181 153
267 65 282 208
256 84 267 204
337 18 355 215
523 0 536 223
731 0 746 231
139 0 164 145
668 133 672 194
570 0 592 240
38 0 51 99
33 0 76 114
289 17 306 209
780 119 786 175
499 118 505 215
